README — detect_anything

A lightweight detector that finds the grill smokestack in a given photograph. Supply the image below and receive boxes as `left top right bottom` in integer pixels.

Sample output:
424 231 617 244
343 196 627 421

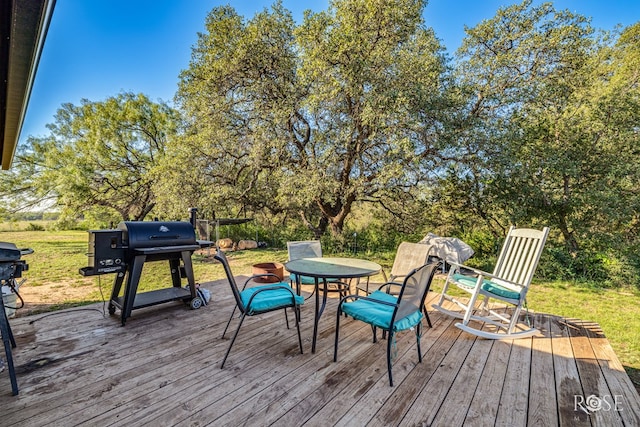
189 207 198 228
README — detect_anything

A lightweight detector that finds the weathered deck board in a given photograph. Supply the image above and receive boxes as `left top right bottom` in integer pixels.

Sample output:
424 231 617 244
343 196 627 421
496 336 532 427
394 326 475 426
463 338 511 426
0 277 638 427
527 313 559 427
427 323 494 426
551 315 593 427
569 318 625 426
581 319 640 427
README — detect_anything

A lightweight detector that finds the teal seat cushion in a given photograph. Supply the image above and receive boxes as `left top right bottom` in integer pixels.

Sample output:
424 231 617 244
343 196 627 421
341 290 423 332
452 273 483 288
481 281 521 300
241 283 304 314
453 274 521 300
290 273 343 285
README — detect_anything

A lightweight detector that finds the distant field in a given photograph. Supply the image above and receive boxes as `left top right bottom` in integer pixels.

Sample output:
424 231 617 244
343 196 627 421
0 226 638 392
0 220 52 232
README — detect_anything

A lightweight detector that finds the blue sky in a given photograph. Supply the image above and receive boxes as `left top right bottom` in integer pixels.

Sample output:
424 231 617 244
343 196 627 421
19 0 640 146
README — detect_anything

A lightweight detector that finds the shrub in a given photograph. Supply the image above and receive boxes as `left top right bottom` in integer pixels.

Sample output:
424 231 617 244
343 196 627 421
534 245 640 289
459 229 501 261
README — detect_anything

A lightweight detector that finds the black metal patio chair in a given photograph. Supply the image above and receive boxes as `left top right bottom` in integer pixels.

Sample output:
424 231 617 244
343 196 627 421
215 249 304 368
334 261 441 386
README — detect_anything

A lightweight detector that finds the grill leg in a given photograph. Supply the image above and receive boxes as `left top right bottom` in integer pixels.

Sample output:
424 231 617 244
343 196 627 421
108 272 125 315
169 258 182 288
180 250 197 299
121 255 146 326
0 306 18 395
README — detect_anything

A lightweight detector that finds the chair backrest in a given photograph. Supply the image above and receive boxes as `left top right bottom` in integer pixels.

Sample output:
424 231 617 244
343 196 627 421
287 240 322 261
213 249 246 313
394 262 441 322
492 226 550 295
389 242 432 282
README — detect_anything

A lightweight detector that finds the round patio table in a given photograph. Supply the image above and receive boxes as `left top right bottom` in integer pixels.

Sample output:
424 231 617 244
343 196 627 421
285 257 382 353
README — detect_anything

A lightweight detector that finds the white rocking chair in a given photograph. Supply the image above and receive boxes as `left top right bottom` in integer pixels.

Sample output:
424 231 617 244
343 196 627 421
432 226 549 339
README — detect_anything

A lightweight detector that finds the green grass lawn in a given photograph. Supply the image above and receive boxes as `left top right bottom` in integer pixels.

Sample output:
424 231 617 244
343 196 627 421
1 228 638 390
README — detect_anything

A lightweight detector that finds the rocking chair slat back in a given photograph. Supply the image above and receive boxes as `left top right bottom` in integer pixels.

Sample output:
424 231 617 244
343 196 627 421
494 227 548 293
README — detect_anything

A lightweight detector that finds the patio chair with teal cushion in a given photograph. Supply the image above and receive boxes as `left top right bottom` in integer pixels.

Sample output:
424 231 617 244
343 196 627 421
432 226 549 339
334 261 441 386
287 240 349 297
357 241 434 326
215 249 304 368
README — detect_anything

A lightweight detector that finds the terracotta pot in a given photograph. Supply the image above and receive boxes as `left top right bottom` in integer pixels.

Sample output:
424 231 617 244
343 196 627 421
252 262 284 283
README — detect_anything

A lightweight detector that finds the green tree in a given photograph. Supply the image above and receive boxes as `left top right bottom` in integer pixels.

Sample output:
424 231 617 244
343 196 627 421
163 0 448 237
593 22 640 277
158 3 299 224
2 92 179 224
452 0 621 254
293 0 447 236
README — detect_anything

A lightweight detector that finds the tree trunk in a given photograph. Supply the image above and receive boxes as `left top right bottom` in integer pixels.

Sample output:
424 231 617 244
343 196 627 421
299 211 328 239
318 192 356 237
135 203 156 221
558 214 579 255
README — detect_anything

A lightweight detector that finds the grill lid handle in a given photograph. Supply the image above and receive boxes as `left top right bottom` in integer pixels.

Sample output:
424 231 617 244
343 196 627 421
149 234 180 240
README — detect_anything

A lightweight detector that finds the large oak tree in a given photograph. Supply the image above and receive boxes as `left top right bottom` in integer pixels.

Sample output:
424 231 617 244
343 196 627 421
163 0 448 237
449 0 638 255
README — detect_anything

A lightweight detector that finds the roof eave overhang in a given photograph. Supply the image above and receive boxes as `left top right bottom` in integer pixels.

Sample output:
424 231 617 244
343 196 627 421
1 0 56 170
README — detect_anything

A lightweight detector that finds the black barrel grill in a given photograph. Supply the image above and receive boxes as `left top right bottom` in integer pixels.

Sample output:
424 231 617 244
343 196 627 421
80 221 211 325
0 242 30 395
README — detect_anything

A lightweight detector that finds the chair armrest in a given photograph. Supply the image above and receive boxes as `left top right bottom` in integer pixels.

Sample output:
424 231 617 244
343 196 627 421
446 261 491 277
338 293 398 308
242 273 285 289
447 262 521 289
376 281 403 293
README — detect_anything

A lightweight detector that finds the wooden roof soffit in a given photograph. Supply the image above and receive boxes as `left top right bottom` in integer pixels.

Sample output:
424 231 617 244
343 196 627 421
0 0 56 170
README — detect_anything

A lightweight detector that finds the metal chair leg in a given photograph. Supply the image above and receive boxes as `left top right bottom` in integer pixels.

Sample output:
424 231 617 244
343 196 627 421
334 306 342 362
221 313 246 368
423 306 432 328
284 307 290 329
221 305 238 338
416 322 423 363
386 331 394 387
295 306 303 354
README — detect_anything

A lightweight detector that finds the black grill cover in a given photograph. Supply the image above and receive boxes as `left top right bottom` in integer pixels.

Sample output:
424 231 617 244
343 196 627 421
118 221 197 249
0 242 21 262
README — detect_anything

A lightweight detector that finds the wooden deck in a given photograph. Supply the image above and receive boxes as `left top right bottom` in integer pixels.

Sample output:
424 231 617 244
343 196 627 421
1 277 639 426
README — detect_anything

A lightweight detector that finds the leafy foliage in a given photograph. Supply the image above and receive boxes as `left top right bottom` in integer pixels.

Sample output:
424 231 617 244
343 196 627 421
1 93 179 227
158 0 449 237
440 1 640 285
